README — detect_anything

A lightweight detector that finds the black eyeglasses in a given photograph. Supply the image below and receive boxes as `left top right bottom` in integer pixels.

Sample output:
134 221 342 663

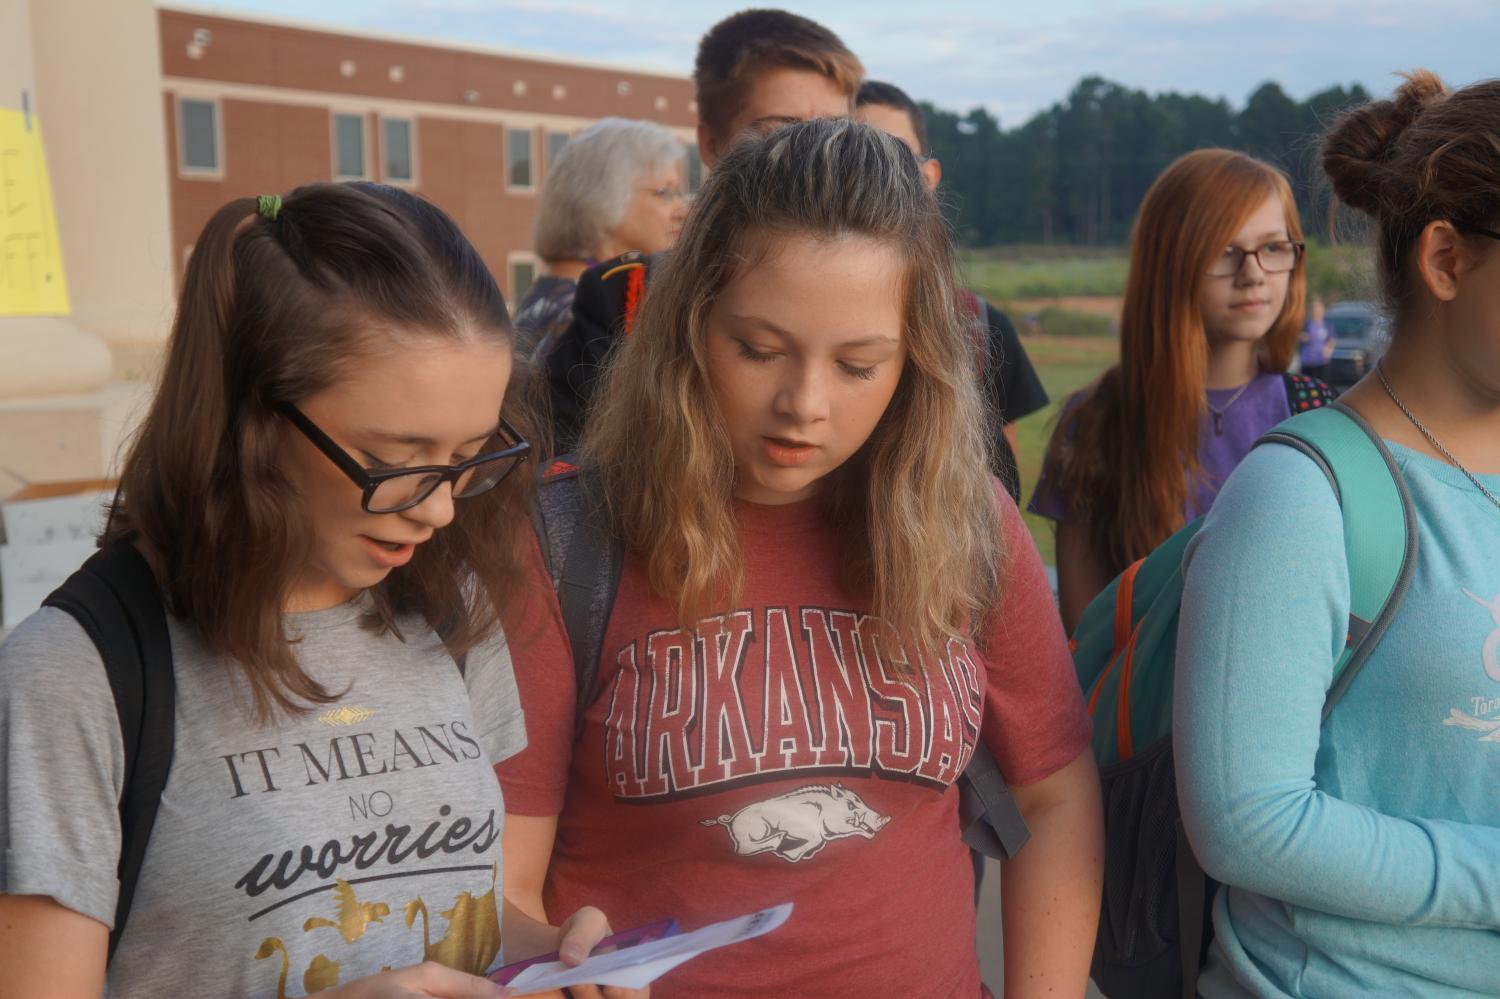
279 404 530 514
1464 224 1500 244
1207 240 1305 277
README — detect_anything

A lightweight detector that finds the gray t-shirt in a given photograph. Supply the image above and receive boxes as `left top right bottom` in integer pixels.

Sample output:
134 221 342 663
0 597 526 996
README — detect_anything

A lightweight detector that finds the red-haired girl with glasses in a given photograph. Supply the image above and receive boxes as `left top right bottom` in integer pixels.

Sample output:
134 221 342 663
1030 149 1334 631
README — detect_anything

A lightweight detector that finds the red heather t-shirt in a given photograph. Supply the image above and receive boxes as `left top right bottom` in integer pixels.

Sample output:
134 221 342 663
498 488 1090 999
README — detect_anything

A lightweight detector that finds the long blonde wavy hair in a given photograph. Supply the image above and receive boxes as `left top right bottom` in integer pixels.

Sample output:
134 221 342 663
581 118 1002 651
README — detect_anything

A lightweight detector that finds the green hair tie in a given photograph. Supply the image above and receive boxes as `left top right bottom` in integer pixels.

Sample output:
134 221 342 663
256 194 282 222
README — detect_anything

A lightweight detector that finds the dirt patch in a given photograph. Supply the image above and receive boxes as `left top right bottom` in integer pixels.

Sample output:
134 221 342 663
1007 295 1123 318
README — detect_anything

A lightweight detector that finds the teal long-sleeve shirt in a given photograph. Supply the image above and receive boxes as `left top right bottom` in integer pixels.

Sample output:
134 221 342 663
1174 438 1500 998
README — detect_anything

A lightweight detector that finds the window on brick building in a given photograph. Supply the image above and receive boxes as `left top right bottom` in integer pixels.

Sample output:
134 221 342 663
382 118 414 182
547 130 569 169
177 97 220 175
507 127 534 189
333 113 368 179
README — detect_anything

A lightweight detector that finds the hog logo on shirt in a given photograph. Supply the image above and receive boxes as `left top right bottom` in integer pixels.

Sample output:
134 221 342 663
701 783 889 862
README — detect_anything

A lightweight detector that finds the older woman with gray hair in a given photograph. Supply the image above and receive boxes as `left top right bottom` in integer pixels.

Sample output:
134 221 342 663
516 117 688 359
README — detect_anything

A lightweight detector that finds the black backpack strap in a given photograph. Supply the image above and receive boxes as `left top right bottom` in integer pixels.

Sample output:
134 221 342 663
534 458 625 736
42 540 175 963
1175 818 1209 999
957 739 1030 860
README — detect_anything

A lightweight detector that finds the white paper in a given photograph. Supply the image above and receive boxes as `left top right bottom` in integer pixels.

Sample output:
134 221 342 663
1 540 96 629
0 491 111 546
503 902 793 995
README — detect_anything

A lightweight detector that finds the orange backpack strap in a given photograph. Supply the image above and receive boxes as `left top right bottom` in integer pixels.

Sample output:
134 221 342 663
1113 559 1142 653
1085 557 1144 719
622 266 646 336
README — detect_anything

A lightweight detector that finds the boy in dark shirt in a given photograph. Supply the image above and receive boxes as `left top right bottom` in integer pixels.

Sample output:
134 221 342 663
544 16 1032 497
857 80 1050 490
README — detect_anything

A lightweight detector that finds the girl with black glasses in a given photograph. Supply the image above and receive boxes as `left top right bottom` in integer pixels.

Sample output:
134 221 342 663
0 183 642 999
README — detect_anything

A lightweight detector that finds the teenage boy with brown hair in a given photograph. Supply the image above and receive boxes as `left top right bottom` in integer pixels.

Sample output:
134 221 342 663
545 9 861 450
856 79 1050 494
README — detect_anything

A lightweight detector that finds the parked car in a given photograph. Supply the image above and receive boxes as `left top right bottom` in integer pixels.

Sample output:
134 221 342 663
1322 300 1391 389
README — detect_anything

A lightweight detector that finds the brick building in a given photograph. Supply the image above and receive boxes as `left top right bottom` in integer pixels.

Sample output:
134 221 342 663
158 4 699 303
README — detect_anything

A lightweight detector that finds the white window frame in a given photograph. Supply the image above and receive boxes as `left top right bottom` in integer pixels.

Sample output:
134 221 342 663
331 111 371 181
507 252 539 303
175 95 224 180
546 130 570 172
505 126 536 194
379 115 418 186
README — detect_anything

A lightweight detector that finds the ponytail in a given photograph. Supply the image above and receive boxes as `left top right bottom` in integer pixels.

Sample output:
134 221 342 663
106 183 528 722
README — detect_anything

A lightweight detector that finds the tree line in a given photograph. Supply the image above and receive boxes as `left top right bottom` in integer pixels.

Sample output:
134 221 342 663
924 77 1374 246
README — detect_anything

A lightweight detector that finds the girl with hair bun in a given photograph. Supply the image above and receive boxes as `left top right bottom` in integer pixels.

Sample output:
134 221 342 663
0 183 642 998
1031 148 1333 631
499 118 1103 998
1175 72 1500 997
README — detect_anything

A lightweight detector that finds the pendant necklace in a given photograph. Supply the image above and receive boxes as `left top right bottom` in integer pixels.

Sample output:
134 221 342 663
1377 363 1500 513
1207 379 1253 436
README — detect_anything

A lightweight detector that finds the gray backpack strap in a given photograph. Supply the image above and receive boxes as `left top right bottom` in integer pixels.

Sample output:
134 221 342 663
534 458 625 735
958 741 1030 859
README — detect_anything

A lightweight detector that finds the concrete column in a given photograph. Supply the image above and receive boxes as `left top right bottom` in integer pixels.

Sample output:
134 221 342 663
0 0 166 493
29 0 176 381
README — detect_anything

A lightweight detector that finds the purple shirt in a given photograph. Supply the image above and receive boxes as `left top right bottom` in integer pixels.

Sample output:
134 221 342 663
1029 371 1292 524
1300 319 1333 368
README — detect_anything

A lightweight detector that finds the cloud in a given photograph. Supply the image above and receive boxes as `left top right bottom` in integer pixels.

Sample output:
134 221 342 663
200 0 1500 125
846 0 1498 124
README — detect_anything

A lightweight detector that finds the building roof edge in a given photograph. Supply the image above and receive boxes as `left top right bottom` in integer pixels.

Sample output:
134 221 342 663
156 2 693 84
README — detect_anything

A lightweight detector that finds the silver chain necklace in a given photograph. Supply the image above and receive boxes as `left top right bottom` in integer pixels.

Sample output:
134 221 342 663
1207 379 1253 435
1377 363 1500 513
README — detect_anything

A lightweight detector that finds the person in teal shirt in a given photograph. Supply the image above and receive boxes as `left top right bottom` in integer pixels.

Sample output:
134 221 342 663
1174 70 1500 997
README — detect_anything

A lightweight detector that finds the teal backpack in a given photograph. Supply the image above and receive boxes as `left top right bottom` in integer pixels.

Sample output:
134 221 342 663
1074 402 1418 999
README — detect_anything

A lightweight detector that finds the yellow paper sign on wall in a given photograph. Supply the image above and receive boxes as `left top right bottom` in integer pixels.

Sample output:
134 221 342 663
0 108 70 316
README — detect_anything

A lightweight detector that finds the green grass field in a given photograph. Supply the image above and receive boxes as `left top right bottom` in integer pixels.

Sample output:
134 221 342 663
962 239 1375 306
1012 335 1118 564
961 248 1128 302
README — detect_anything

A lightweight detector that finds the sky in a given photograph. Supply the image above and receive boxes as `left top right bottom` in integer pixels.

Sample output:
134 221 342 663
182 0 1500 127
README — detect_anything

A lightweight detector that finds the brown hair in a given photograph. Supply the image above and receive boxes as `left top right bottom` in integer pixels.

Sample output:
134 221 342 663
693 9 863 142
1322 70 1500 314
1051 149 1305 575
856 80 929 156
581 118 1001 652
106 182 537 721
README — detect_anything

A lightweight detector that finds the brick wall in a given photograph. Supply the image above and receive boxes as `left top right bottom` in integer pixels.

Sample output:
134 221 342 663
159 7 696 303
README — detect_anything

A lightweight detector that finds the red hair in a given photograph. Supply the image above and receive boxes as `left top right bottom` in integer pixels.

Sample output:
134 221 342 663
1051 149 1305 575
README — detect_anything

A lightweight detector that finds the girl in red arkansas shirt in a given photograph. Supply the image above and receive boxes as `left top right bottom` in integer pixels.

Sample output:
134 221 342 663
498 120 1103 999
